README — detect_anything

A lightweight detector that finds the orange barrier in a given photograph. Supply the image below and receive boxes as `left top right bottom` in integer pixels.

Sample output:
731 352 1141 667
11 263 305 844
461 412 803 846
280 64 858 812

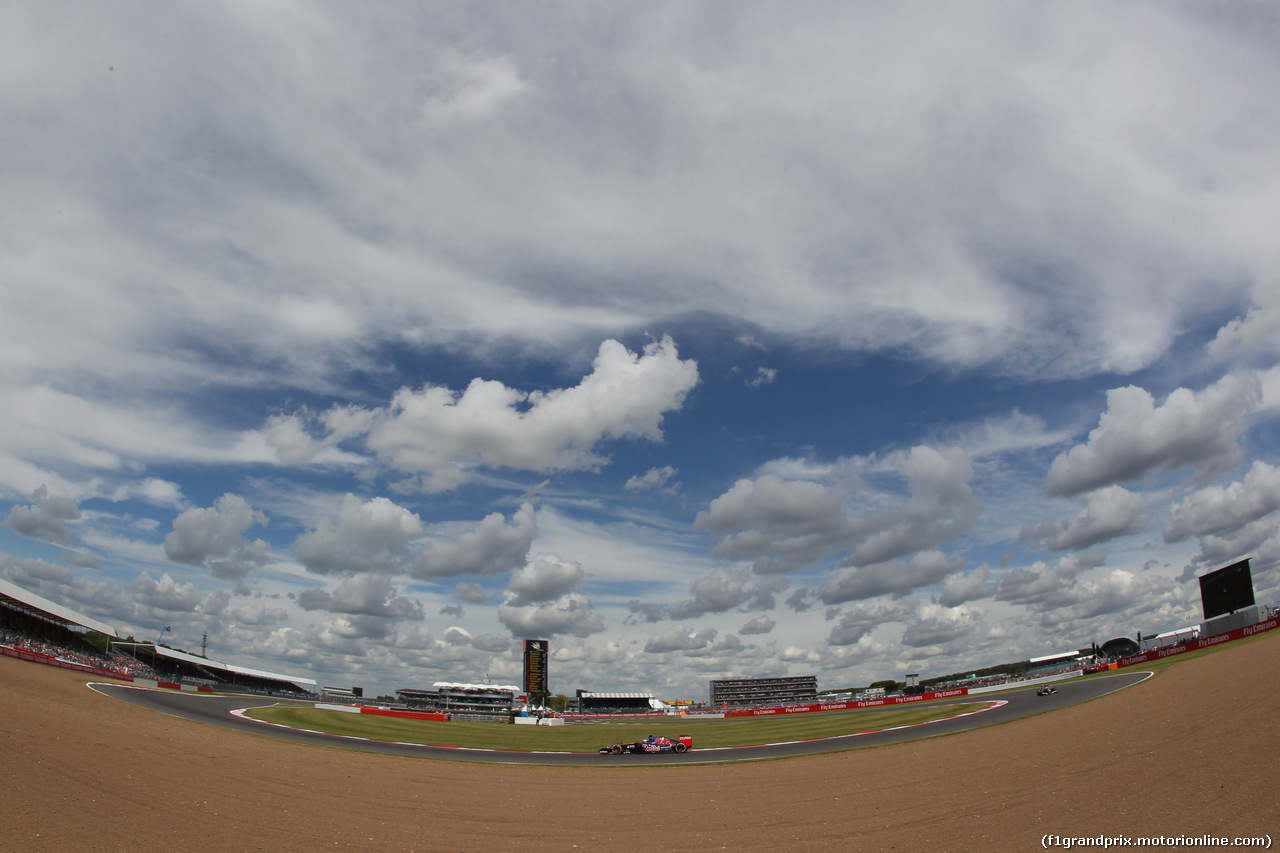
360 706 449 722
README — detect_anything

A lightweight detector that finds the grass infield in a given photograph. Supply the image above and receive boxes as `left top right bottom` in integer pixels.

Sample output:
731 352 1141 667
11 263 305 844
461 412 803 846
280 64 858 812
242 633 1278 754
245 701 992 752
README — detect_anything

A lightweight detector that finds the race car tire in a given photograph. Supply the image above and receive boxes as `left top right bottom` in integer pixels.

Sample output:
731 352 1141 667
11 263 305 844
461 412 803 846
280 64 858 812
673 742 687 753
610 744 623 755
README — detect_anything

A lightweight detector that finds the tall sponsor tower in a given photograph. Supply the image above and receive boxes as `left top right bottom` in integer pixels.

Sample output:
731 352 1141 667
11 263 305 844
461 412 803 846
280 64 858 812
523 639 549 705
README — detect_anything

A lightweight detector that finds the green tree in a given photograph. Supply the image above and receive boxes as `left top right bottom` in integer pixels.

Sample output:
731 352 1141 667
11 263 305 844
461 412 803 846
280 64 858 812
82 631 112 654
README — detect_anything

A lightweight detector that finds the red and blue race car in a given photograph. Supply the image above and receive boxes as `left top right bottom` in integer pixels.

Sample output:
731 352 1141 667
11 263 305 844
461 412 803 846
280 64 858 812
599 734 692 754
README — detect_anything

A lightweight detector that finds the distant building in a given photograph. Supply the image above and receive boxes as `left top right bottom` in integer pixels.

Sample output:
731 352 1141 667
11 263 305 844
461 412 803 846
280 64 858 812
395 681 524 717
709 675 817 708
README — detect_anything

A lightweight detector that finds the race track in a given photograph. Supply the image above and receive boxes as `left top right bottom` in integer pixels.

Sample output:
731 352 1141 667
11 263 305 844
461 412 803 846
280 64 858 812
90 671 1150 765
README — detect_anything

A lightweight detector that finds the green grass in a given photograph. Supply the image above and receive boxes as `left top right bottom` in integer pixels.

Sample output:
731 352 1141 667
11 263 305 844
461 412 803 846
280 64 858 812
245 632 1280 754
245 701 991 752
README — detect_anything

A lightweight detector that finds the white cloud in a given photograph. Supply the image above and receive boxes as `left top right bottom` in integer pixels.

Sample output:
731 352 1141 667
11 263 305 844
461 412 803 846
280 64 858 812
496 554 605 638
442 625 472 646
470 633 513 654
294 495 422 576
2 485 80 545
1164 461 1280 543
937 566 996 608
502 554 585 607
825 599 917 647
361 337 698 491
669 568 785 619
128 571 202 613
1208 281 1280 362
696 446 979 574
819 550 965 606
739 615 775 635
413 503 536 580
497 592 605 639
296 573 424 621
1045 376 1260 497
164 494 270 581
625 568 787 623
643 625 717 654
260 408 374 467
995 556 1179 637
748 366 777 388
453 581 490 604
901 603 985 649
1020 486 1149 551
995 555 1103 609
694 474 848 573
625 465 677 491
109 478 184 508
418 51 529 126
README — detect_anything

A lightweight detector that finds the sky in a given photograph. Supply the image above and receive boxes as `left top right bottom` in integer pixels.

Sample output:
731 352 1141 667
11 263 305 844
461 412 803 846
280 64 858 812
3 2 1280 701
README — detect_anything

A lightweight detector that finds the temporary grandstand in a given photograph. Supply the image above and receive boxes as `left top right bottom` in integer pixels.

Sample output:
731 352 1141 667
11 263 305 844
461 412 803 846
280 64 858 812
709 674 818 708
1027 648 1087 673
0 576 316 697
396 681 526 718
576 690 664 714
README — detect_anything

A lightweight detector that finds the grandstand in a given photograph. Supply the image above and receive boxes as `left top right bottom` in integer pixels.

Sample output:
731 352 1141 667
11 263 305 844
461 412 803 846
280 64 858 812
1027 649 1087 674
395 682 526 719
0 576 316 697
111 641 317 697
709 675 818 708
575 690 663 714
1 575 120 637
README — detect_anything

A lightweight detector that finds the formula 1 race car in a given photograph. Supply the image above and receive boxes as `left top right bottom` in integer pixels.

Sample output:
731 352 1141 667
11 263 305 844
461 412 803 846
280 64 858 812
1036 686 1059 696
599 734 693 755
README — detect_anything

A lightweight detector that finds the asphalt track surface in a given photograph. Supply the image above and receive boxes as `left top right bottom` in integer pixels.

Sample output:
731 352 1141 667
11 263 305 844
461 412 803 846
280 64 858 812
90 671 1150 766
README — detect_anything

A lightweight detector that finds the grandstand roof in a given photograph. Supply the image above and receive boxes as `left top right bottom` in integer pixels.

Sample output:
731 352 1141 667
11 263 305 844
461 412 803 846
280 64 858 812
580 692 654 699
3 577 314 690
113 642 317 687
433 681 522 693
0 575 120 638
1029 649 1084 664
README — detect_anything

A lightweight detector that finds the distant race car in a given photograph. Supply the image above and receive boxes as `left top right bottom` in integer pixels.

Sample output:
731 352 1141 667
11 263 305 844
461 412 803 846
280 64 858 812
599 734 693 755
1036 686 1059 696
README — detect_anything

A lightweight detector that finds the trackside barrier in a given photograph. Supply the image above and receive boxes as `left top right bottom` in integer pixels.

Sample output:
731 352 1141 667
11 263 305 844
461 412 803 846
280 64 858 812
0 644 135 681
1113 617 1279 669
966 670 1081 695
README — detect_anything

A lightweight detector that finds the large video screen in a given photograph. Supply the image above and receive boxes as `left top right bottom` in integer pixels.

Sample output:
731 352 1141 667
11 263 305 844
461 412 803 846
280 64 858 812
1198 559 1255 620
523 639 548 695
